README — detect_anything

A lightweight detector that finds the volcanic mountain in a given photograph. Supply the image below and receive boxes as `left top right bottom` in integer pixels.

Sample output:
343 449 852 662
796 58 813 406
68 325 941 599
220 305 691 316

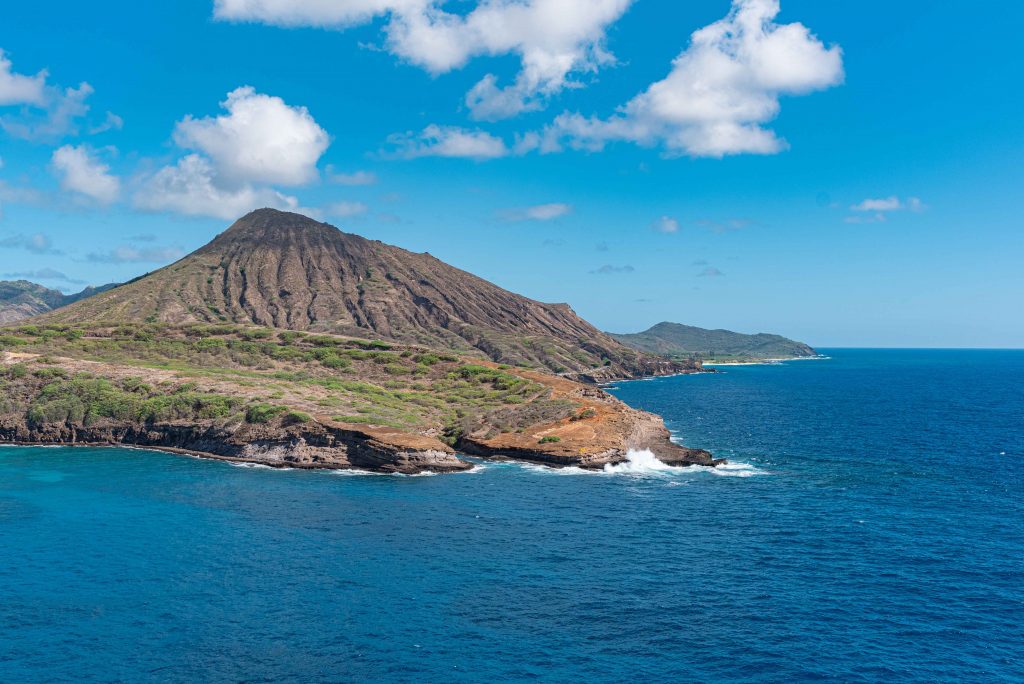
3 209 716 473
41 208 688 380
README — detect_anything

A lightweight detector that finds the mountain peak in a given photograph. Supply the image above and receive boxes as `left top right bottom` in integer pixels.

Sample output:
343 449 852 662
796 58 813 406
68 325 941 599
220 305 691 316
215 208 341 240
234 207 322 226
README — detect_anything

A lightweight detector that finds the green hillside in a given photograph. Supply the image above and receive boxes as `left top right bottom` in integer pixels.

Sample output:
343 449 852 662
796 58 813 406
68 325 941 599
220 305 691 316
610 322 818 361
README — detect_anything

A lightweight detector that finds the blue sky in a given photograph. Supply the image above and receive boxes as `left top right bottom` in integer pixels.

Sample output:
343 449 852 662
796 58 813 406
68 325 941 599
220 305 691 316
0 1 1021 347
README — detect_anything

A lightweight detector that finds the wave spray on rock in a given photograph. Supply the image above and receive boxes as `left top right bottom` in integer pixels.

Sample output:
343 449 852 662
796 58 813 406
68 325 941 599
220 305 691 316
602 449 767 477
603 449 679 475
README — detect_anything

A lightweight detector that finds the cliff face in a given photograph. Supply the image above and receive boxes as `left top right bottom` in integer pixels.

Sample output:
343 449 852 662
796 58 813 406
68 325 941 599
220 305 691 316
0 416 469 474
455 368 719 468
38 209 696 380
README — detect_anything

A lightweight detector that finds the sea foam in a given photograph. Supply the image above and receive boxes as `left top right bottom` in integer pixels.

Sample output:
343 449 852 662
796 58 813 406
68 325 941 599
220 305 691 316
603 449 679 475
704 461 765 477
517 448 768 478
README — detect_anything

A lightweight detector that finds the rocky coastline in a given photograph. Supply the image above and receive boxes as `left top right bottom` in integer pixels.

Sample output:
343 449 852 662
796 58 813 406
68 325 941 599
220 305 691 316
0 417 472 474
0 206 727 477
0 369 720 474
0 400 720 474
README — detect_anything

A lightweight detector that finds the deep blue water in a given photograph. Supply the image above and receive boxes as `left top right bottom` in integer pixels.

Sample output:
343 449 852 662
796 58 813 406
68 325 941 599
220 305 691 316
1 349 1022 682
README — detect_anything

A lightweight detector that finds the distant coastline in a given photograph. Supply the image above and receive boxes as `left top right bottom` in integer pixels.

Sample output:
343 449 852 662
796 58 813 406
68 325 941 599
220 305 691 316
703 355 831 366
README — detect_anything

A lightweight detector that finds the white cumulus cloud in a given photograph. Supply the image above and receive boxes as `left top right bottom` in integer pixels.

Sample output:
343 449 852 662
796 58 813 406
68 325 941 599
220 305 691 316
525 203 571 220
213 0 422 27
134 154 304 220
654 216 679 233
851 196 925 212
590 264 635 275
0 232 61 254
51 144 120 204
540 0 844 157
0 50 117 142
89 111 124 135
501 202 572 221
851 196 901 212
213 0 632 120
173 86 330 186
387 124 509 160
2 81 99 142
87 245 186 264
328 169 378 186
326 201 369 218
0 49 47 105
846 195 926 223
2 267 84 284
136 87 329 220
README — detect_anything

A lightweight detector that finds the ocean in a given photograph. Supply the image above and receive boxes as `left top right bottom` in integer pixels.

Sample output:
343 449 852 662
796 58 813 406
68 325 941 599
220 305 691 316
1 349 1022 682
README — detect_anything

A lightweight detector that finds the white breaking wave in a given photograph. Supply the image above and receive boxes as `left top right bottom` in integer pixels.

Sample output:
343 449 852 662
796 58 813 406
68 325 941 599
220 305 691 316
518 463 599 476
517 448 770 479
228 462 279 470
603 449 679 475
704 461 764 477
231 453 766 479
390 462 491 477
327 468 377 477
328 463 489 477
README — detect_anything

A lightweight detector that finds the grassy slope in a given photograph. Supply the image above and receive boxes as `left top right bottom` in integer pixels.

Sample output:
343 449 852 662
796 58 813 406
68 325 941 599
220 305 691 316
0 322 581 446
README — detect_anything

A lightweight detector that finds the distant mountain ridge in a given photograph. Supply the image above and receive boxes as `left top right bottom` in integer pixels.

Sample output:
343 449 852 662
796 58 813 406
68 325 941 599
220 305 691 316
0 280 117 325
610 321 817 360
33 209 690 381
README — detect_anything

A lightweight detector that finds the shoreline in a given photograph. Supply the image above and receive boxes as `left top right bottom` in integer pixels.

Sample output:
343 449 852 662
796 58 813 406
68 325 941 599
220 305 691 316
702 355 830 367
0 439 467 473
2 439 722 474
3 440 317 469
0 357 724 476
1 366 726 474
1 346 721 476
1 441 492 477
0 419 472 475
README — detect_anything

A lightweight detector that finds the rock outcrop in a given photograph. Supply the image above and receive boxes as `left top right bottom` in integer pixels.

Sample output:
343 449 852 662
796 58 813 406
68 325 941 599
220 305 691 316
0 416 470 474
452 367 721 469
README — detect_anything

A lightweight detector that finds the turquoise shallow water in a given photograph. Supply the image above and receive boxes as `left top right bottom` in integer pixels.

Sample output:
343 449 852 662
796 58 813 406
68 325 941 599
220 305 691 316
1 349 1022 682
